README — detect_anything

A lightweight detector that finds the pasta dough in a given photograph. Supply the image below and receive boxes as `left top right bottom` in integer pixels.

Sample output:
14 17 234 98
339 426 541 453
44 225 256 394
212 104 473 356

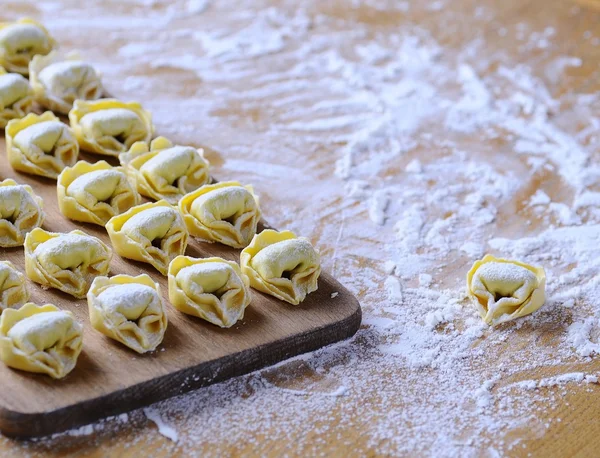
120 136 210 204
467 254 546 326
106 200 188 275
0 303 83 379
0 66 34 128
241 230 321 305
0 18 56 75
69 99 154 157
88 274 167 354
29 51 103 115
179 181 261 248
168 256 251 328
25 228 112 299
0 261 29 311
6 111 79 179
0 178 45 247
57 160 140 226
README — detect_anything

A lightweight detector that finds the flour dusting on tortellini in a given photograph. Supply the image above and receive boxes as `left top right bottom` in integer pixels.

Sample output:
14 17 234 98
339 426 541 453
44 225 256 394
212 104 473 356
0 66 34 127
179 181 261 249
106 200 188 275
69 99 154 157
0 178 45 247
6 111 79 179
120 136 210 204
0 261 29 311
25 228 112 299
241 230 321 305
58 160 140 226
0 18 56 75
467 254 546 326
0 303 83 379
88 274 167 354
29 51 103 114
168 256 251 328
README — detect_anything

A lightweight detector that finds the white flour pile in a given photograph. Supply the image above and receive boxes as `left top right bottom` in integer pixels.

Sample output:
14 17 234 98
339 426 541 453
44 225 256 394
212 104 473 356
5 0 600 456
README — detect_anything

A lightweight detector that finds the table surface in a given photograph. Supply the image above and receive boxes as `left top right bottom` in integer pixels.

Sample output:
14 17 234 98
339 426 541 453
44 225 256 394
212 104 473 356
2 0 600 456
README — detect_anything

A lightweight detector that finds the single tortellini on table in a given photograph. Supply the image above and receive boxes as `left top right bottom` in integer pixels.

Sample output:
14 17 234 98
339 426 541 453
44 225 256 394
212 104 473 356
0 303 83 379
119 136 210 204
0 66 34 127
0 18 56 75
69 99 154 157
6 111 79 179
241 230 321 305
168 256 251 328
25 228 112 299
29 51 103 115
179 181 261 249
0 178 45 247
466 254 546 326
0 261 29 311
57 160 140 226
87 274 167 354
106 200 188 275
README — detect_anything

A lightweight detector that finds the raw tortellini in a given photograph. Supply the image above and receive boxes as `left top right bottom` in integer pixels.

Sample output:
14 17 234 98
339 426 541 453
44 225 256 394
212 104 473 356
57 160 140 226
467 254 546 326
69 99 154 157
241 230 321 305
168 256 251 328
0 261 29 311
25 228 112 299
0 66 34 128
0 303 83 379
179 181 261 248
120 136 210 204
106 200 188 275
29 51 103 115
0 178 45 247
6 111 79 179
88 274 167 354
0 18 56 75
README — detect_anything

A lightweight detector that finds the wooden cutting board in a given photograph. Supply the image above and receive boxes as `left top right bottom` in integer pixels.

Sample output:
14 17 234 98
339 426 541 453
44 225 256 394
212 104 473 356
0 139 361 438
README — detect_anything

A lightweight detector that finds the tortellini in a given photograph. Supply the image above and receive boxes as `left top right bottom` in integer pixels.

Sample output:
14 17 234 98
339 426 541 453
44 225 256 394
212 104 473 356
0 303 83 379
0 178 45 247
120 136 210 204
168 256 251 328
0 261 29 311
87 274 167 354
241 230 321 305
25 228 112 299
57 160 140 226
69 99 154 157
29 51 103 115
6 111 79 179
0 18 56 75
0 66 34 127
179 181 261 248
467 255 546 326
106 200 188 275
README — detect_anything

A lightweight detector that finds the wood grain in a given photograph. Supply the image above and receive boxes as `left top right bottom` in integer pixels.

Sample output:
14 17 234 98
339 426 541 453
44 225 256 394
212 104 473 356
0 140 361 438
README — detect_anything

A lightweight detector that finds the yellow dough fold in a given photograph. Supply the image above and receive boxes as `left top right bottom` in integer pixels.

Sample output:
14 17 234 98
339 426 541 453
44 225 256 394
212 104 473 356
106 200 188 275
0 178 45 247
0 261 29 311
69 99 154 157
0 66 34 128
0 18 56 75
0 303 83 379
466 254 546 326
6 111 79 179
241 230 321 305
57 160 140 226
168 256 251 328
87 274 167 354
25 228 112 299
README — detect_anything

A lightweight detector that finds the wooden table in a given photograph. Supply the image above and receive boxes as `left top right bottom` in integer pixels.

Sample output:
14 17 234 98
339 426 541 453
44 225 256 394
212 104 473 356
1 0 600 456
